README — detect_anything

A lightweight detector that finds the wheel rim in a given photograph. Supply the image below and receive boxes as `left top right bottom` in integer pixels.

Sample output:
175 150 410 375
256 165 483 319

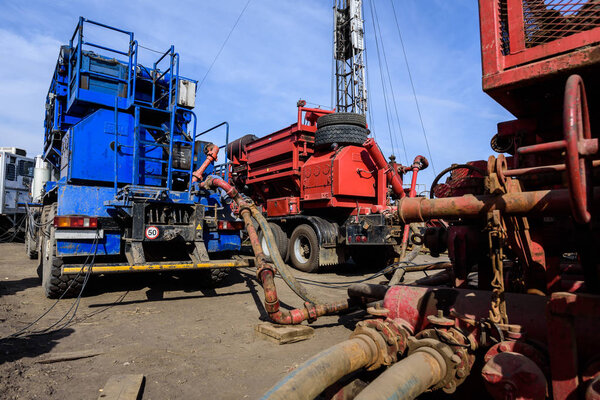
293 235 311 264
261 236 271 258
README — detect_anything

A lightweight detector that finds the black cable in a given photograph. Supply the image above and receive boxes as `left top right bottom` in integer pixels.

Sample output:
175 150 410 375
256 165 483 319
371 0 409 166
197 0 252 90
367 0 398 158
389 0 437 175
0 230 100 340
429 164 487 199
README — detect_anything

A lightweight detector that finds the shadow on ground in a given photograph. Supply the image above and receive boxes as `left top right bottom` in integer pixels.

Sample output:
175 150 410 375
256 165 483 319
0 328 74 365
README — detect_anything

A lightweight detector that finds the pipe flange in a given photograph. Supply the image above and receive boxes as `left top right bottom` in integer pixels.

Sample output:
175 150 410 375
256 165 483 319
351 319 407 371
408 334 465 393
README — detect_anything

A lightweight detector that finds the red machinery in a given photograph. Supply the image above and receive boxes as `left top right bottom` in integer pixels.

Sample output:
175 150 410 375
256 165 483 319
262 1 600 399
228 100 427 272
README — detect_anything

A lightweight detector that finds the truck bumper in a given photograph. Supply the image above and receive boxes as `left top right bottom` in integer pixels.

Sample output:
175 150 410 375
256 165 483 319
61 257 252 275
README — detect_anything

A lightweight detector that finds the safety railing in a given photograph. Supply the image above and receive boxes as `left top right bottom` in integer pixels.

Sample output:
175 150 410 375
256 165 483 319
196 122 230 182
67 17 136 108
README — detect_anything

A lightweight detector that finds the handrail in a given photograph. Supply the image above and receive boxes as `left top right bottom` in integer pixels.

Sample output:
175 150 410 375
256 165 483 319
82 41 128 56
187 111 198 194
195 121 230 181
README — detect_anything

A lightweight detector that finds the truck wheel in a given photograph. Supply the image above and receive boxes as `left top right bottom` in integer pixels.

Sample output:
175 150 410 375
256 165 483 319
25 228 38 259
315 124 369 148
199 268 229 286
42 218 85 299
289 224 320 273
317 113 367 129
259 222 289 262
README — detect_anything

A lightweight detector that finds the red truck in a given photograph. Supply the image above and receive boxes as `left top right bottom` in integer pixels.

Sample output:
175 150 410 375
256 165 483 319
227 101 427 272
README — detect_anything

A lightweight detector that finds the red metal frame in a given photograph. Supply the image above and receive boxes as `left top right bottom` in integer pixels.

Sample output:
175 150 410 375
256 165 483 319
479 0 600 94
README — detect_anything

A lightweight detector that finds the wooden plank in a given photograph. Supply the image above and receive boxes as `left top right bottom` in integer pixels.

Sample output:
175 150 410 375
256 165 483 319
36 349 103 364
98 374 145 400
255 323 314 344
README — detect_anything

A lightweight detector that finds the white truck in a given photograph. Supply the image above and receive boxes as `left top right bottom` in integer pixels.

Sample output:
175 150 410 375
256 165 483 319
0 147 34 242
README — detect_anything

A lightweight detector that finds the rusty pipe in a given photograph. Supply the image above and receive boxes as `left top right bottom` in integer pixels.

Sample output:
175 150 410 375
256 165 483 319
363 138 406 198
354 350 446 400
261 337 378 400
202 175 349 324
396 187 600 223
192 143 219 183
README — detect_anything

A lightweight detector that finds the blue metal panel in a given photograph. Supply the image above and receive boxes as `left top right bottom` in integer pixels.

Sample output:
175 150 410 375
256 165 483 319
56 184 116 217
64 109 148 185
205 231 242 252
57 232 121 256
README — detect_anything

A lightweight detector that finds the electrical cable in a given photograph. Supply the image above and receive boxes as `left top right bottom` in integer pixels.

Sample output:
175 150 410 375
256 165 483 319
389 0 437 175
197 0 252 90
367 0 398 158
0 230 100 340
371 0 410 166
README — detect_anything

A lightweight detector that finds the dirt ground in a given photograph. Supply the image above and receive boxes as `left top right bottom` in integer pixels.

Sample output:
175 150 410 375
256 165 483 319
0 242 439 399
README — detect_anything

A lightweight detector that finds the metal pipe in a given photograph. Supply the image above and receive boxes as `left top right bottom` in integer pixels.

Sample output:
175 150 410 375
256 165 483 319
363 138 406 198
202 176 350 324
396 187 600 223
354 350 445 400
261 337 377 400
192 144 218 183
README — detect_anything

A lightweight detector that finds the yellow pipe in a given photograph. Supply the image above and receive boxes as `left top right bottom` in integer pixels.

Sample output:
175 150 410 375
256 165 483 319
61 260 251 275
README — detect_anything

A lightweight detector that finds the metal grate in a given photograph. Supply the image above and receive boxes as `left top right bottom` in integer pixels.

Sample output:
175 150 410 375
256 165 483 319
524 0 600 46
500 0 600 52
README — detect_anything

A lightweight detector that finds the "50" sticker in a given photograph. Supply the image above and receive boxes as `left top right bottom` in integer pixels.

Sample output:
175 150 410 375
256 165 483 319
145 226 160 240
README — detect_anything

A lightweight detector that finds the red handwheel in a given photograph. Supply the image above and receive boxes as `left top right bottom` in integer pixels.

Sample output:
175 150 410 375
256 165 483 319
563 75 597 224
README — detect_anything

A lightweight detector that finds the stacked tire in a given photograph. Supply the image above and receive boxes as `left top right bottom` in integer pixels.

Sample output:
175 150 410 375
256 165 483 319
315 112 368 149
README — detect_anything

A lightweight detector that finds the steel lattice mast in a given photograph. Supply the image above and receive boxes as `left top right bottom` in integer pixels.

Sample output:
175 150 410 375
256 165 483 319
334 0 367 114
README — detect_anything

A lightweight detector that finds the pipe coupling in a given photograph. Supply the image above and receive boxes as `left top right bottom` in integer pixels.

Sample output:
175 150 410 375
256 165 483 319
350 318 409 371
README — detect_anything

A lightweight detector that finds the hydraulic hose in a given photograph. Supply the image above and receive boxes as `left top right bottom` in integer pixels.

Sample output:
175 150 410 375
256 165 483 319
202 176 350 324
261 337 378 400
192 144 219 183
354 349 446 400
250 206 324 304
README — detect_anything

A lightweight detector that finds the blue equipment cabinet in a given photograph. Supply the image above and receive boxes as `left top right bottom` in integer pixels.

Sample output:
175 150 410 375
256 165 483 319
37 17 242 298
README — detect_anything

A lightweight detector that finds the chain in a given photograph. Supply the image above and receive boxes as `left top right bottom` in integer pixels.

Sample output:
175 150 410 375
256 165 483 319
487 210 509 325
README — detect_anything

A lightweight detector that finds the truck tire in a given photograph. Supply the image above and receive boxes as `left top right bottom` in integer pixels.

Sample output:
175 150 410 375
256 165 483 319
259 222 289 262
199 268 229 286
289 224 320 273
42 225 85 299
317 113 367 129
25 224 38 259
315 124 369 148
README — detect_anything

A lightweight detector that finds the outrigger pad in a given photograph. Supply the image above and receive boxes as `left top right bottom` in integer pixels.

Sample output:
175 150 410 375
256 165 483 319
255 323 314 345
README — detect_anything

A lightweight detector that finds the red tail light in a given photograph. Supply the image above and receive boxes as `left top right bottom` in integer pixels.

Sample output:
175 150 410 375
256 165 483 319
54 216 98 228
217 220 244 231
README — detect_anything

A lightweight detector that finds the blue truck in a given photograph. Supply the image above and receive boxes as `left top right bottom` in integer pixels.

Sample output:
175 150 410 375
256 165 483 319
33 17 244 298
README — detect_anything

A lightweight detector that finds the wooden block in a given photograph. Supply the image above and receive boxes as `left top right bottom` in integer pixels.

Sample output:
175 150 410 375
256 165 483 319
255 322 314 344
36 349 103 364
98 374 145 400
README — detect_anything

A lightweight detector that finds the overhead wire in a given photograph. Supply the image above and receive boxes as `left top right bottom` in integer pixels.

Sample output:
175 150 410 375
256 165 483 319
371 0 409 166
197 0 252 90
389 0 437 175
366 0 398 158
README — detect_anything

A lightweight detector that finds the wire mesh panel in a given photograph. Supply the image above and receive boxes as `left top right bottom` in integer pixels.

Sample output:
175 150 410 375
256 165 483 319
500 0 600 52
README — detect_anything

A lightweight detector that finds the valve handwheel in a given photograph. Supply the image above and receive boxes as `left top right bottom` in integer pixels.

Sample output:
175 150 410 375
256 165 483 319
564 75 597 224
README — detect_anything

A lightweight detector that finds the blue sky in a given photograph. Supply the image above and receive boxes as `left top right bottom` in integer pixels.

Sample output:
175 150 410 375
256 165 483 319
0 0 513 189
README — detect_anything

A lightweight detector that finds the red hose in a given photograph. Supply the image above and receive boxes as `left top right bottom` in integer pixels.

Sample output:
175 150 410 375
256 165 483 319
192 144 219 183
363 138 406 198
201 176 350 324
